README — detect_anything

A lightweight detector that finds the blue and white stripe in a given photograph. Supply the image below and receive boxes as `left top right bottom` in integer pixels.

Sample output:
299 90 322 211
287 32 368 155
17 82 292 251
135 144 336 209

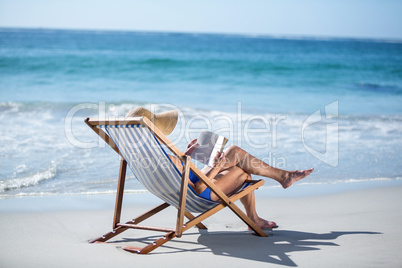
100 124 220 213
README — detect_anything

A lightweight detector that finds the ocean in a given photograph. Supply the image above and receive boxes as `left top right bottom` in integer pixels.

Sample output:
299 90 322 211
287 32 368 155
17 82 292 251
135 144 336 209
0 28 401 198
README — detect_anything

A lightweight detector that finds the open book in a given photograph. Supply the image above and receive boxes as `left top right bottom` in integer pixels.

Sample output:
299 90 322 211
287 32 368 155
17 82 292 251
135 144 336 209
190 130 228 167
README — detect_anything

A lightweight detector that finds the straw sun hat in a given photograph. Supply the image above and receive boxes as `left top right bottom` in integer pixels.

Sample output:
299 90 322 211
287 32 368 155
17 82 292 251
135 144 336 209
125 107 178 135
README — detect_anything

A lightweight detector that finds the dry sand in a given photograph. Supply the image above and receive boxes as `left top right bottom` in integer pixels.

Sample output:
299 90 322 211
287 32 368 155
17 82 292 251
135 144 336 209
1 185 401 267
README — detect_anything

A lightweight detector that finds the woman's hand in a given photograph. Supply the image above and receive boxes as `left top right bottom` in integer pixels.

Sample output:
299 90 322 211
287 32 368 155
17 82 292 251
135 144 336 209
184 138 198 156
212 151 227 169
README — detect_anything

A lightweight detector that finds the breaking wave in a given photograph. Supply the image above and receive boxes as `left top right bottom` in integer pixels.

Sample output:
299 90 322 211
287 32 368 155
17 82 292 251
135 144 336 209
0 162 57 193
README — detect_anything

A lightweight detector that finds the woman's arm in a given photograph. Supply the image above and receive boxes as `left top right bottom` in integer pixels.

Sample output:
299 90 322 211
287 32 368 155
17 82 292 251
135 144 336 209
184 139 227 181
184 138 198 156
204 151 227 180
169 139 198 172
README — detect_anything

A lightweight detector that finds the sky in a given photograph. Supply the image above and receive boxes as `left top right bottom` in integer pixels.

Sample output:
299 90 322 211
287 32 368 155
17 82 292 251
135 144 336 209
0 0 401 40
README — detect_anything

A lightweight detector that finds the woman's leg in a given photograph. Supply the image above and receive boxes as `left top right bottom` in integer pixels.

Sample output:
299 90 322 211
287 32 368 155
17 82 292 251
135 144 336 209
240 190 277 229
209 165 276 229
209 166 248 200
221 145 313 188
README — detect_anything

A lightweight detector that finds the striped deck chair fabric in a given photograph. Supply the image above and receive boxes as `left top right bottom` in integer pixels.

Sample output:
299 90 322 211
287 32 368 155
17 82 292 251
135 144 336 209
100 124 219 213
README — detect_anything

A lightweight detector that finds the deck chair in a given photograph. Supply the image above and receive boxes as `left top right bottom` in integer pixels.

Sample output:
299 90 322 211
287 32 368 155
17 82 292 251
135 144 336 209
85 116 267 254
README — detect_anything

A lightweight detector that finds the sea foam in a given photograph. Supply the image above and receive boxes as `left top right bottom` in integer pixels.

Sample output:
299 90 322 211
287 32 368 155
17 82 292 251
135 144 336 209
0 162 57 193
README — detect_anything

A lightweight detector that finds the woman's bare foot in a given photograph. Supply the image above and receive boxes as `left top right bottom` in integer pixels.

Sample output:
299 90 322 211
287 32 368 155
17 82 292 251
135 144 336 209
280 168 314 189
249 217 278 230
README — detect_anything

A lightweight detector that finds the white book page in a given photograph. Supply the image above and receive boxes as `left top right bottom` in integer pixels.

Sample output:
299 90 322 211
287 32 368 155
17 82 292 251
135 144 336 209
206 135 225 166
190 130 226 166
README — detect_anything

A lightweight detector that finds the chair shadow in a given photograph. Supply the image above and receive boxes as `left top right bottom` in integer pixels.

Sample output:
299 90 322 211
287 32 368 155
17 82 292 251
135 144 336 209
194 229 381 266
110 229 381 266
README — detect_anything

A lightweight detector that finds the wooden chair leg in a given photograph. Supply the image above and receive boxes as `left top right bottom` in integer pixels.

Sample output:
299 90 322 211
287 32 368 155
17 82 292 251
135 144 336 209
176 156 190 237
113 159 127 228
227 203 267 237
90 202 170 243
184 211 207 229
123 231 176 254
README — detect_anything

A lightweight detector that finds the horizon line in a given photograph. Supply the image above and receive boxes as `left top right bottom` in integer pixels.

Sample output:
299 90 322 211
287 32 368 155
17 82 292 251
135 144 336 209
1 26 402 44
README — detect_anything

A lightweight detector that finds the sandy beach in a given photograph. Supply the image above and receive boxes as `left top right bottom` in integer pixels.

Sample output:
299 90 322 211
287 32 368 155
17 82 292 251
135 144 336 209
1 183 401 267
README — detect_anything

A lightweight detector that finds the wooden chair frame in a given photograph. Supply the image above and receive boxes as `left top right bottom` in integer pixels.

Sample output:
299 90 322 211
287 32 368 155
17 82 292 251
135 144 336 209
85 116 267 254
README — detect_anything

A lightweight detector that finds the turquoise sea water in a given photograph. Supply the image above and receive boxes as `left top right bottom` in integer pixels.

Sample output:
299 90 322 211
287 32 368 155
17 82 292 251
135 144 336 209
0 28 401 198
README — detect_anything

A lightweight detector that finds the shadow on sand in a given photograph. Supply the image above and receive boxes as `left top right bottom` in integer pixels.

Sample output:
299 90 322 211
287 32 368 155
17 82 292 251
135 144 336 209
112 229 381 266
195 230 381 266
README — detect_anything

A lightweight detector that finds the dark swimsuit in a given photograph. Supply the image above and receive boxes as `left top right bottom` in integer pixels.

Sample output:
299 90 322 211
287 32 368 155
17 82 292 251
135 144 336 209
188 170 212 201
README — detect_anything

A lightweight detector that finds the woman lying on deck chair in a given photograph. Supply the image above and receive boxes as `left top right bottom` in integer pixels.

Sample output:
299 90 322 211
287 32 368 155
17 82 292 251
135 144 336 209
126 107 314 230
170 140 313 229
